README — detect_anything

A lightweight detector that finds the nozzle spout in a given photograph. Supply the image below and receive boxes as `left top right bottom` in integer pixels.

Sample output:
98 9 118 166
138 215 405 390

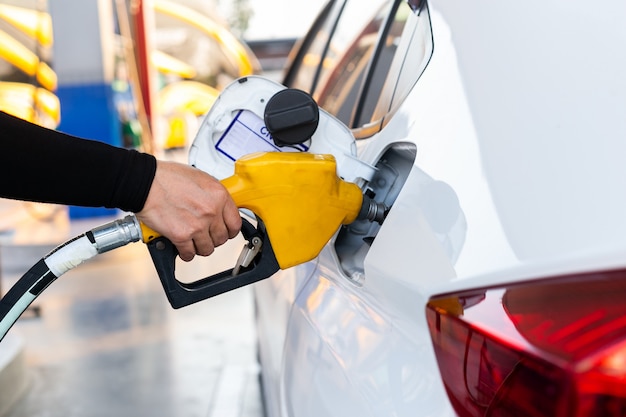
358 195 389 224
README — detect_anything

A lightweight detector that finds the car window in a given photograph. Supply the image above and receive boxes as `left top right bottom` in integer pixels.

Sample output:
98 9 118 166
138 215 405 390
294 0 433 139
363 0 433 136
285 0 387 96
283 0 344 94
316 3 390 125
312 0 389 98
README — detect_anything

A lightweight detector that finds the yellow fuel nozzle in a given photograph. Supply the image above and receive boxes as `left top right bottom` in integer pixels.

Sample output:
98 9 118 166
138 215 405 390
221 152 363 269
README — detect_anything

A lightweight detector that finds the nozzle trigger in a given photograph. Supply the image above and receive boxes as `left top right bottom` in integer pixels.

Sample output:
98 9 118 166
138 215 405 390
233 236 263 276
147 217 279 309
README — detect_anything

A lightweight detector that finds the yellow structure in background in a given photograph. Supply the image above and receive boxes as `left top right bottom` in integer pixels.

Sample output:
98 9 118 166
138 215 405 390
0 30 56 91
152 50 197 79
0 3 59 128
152 0 260 150
153 0 259 78
0 81 59 126
0 4 52 46
157 81 219 149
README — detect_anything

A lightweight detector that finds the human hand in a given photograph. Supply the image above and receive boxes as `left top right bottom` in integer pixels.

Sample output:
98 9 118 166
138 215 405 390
136 160 242 261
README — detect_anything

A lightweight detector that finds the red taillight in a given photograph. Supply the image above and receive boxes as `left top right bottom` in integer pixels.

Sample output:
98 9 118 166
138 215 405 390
426 270 626 417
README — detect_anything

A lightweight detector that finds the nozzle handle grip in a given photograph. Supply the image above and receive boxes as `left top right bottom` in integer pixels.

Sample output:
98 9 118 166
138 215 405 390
146 218 280 309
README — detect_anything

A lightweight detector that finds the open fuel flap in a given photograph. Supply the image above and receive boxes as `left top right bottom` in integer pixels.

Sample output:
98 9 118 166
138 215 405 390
189 75 376 183
335 143 417 283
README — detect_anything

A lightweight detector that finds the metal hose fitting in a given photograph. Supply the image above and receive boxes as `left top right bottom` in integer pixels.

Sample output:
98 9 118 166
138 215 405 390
87 215 142 253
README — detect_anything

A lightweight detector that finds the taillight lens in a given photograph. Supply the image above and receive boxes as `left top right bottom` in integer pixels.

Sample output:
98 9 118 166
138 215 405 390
426 270 626 417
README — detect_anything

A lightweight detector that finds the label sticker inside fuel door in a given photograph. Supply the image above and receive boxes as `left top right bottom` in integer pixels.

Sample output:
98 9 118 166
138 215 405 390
215 110 308 161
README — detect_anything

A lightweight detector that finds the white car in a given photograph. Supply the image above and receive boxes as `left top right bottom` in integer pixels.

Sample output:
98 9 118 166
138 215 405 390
248 0 626 416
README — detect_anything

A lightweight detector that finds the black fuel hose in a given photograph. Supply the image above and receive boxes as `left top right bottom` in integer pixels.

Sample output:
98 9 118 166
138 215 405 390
0 216 141 342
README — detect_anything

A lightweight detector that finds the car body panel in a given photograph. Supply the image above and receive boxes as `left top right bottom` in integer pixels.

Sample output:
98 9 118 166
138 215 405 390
250 0 626 416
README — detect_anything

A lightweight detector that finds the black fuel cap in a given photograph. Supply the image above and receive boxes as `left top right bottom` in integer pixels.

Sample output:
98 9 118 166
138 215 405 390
264 88 319 147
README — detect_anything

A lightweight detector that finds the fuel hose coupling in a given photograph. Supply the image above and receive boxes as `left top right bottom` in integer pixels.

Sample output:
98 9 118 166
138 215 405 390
86 215 143 254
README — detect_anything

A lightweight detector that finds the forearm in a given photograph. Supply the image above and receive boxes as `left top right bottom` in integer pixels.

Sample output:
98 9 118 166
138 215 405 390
0 111 156 212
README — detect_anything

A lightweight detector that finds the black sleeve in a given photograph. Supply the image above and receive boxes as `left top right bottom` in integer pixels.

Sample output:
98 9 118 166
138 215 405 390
0 111 157 213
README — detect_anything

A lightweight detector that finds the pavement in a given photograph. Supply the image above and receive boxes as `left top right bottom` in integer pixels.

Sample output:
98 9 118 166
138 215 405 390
0 204 264 417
